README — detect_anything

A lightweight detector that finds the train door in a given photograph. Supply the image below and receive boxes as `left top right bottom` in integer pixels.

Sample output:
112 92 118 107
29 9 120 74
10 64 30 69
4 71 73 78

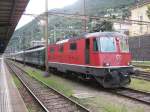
85 39 90 64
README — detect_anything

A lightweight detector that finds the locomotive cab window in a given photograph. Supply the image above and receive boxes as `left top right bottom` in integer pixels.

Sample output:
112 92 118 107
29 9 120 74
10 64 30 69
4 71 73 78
93 38 98 51
100 37 116 52
70 43 77 50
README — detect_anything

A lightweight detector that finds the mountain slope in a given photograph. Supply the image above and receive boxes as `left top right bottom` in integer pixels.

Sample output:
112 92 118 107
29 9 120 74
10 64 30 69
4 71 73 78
8 0 136 51
61 0 135 15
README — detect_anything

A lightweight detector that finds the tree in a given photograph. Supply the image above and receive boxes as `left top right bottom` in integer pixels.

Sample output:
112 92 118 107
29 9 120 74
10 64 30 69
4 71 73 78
122 8 131 19
147 5 150 19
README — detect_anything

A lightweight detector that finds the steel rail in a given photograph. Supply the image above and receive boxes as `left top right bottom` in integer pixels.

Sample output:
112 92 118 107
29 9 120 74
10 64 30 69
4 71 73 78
132 71 150 81
6 60 90 112
7 60 150 106
133 64 150 68
110 88 150 105
6 61 49 112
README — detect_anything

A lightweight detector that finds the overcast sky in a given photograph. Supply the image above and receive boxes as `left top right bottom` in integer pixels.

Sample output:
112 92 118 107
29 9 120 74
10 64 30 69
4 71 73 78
16 0 78 29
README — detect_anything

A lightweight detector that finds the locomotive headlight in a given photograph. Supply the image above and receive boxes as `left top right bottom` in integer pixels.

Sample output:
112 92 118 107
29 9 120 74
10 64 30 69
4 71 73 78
103 62 110 66
128 62 132 66
106 63 110 66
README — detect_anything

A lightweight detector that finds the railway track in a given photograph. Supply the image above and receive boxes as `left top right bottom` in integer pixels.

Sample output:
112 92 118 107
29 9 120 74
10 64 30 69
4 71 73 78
132 71 150 81
110 88 150 105
6 61 89 112
7 60 150 106
133 64 150 68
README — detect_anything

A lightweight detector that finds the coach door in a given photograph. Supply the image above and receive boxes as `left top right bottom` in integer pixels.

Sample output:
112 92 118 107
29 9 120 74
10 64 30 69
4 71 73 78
85 39 90 64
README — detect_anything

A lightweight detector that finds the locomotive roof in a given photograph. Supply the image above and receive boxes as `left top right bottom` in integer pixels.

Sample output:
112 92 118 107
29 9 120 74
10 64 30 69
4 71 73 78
56 32 127 44
85 32 127 38
14 51 24 55
25 46 45 53
11 46 45 56
26 45 44 50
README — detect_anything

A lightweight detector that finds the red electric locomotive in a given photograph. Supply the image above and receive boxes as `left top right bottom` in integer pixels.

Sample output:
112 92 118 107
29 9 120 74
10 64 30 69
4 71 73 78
48 32 133 88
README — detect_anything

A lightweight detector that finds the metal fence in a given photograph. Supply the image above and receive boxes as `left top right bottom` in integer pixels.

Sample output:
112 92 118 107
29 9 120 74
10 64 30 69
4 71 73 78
129 35 150 61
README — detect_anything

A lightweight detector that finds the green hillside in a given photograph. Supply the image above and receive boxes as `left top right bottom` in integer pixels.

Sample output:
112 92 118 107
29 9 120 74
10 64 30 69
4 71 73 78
7 0 136 51
62 0 135 15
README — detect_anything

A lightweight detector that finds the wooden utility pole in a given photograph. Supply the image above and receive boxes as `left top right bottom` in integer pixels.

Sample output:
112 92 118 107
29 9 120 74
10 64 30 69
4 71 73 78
44 0 49 76
83 0 87 32
22 32 26 66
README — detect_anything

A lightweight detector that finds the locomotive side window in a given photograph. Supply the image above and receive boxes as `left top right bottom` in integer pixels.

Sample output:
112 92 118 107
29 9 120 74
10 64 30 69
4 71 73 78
120 37 129 52
50 47 54 53
93 38 98 51
70 43 77 50
100 37 116 52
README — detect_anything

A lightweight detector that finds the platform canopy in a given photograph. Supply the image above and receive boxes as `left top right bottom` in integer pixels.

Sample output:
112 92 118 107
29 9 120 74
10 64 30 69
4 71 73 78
0 0 29 53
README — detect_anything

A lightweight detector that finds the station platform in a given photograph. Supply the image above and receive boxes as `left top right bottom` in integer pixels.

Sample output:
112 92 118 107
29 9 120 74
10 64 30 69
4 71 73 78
0 58 27 112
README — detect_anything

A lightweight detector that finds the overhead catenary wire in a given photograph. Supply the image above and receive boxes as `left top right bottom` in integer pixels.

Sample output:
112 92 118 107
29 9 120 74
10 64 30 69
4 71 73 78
23 11 150 26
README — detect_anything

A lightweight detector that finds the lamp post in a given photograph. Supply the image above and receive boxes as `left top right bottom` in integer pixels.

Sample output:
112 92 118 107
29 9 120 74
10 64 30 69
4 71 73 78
44 0 49 77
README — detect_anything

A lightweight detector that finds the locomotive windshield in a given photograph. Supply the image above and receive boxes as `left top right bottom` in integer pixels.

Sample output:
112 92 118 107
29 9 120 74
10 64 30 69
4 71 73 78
100 37 116 52
94 37 116 52
93 36 129 52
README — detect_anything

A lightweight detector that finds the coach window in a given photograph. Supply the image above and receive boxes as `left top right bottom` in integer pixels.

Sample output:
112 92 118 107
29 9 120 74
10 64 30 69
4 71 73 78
59 45 64 52
93 38 98 51
50 47 54 53
70 43 77 50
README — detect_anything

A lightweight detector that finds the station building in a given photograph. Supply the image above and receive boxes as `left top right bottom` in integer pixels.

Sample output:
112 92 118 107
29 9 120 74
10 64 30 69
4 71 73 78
130 0 150 36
